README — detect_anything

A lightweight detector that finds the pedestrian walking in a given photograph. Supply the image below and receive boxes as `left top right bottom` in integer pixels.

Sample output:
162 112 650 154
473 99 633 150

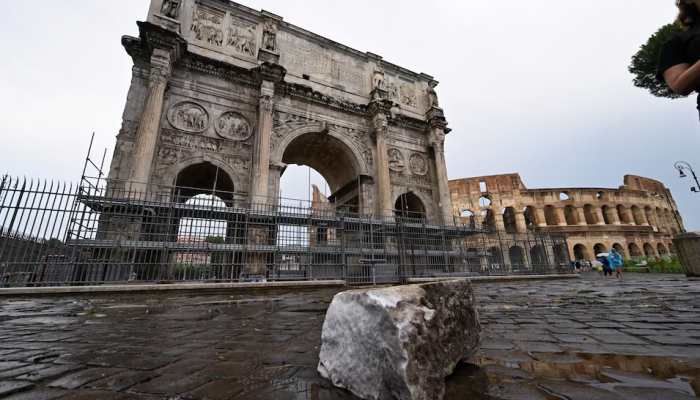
608 248 624 279
601 256 612 277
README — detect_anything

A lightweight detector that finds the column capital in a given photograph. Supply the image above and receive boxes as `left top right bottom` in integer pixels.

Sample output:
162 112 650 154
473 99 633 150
428 128 445 153
149 49 172 88
371 112 388 139
259 95 275 111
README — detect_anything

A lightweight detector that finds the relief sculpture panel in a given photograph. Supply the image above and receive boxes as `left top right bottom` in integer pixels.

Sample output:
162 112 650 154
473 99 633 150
400 81 417 108
388 148 405 172
190 6 224 47
276 31 365 92
409 153 428 176
216 112 252 141
228 18 256 57
167 101 210 133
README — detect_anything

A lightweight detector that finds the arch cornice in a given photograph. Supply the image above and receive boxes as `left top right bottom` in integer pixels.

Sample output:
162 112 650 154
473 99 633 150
270 124 370 176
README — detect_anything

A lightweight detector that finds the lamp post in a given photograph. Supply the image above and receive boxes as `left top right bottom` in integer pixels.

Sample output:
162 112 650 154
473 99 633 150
675 161 700 193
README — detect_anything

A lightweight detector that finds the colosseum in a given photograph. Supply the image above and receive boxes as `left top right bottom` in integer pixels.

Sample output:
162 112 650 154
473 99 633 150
450 174 685 262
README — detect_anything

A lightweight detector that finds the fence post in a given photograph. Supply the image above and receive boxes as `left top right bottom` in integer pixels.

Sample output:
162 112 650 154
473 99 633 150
340 216 346 284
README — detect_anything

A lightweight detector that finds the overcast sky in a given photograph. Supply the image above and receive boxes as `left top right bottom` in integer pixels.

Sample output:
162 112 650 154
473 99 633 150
1 1 698 230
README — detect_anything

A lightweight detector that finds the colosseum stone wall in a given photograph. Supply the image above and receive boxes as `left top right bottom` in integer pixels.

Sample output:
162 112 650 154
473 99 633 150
450 174 684 261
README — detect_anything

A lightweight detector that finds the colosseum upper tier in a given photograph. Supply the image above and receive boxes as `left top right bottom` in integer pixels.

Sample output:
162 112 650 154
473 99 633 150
450 174 685 261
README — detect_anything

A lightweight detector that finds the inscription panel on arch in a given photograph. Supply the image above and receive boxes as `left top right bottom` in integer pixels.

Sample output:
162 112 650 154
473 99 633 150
276 30 366 93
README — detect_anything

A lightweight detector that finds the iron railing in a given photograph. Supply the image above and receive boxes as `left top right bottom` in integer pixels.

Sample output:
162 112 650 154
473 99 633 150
0 175 573 287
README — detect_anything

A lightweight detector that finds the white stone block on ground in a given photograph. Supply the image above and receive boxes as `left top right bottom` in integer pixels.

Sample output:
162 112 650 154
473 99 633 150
318 280 482 399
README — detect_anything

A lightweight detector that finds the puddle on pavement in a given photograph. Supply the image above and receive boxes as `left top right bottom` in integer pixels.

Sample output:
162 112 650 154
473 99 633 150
254 352 700 399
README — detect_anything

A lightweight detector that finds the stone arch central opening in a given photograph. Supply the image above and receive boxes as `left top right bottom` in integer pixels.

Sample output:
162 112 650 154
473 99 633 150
281 131 364 212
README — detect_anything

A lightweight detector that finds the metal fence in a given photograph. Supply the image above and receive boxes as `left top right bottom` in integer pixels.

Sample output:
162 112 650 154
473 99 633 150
0 175 573 287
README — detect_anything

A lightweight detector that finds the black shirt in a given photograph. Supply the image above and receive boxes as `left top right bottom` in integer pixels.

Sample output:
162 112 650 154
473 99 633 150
657 23 700 91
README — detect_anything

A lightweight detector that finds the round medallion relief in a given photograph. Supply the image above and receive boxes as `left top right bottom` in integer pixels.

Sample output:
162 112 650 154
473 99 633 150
387 148 405 172
167 101 210 133
409 153 428 176
215 112 253 141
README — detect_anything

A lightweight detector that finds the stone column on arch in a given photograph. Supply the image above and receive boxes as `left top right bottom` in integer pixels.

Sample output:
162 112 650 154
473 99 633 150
250 81 275 206
367 100 394 218
244 63 285 278
426 108 454 224
127 48 172 198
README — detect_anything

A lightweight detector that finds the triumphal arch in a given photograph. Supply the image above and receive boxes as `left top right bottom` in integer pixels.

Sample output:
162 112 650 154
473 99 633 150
107 0 453 221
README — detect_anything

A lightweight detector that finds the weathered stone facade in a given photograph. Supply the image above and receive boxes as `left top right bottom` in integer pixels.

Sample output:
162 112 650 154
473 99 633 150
107 0 453 221
450 174 685 260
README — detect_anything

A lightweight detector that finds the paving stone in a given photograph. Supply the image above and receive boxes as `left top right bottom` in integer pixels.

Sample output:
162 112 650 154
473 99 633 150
117 355 174 370
0 364 49 380
480 339 515 350
552 334 599 344
665 323 700 330
48 368 121 389
620 329 660 336
597 335 647 345
487 382 546 400
0 361 29 372
666 330 700 337
585 321 628 328
557 343 610 354
538 382 625 399
87 370 155 391
57 389 123 400
198 362 257 379
546 327 592 335
130 373 209 397
530 353 584 364
644 335 700 345
0 381 35 397
602 344 667 357
16 364 84 382
483 364 533 379
480 349 534 363
622 322 672 330
613 386 698 400
512 341 563 353
501 331 557 343
157 359 216 375
180 380 244 400
2 388 67 400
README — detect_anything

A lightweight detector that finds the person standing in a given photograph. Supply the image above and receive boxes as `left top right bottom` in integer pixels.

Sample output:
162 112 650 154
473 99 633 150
608 248 624 279
657 0 700 119
601 256 612 277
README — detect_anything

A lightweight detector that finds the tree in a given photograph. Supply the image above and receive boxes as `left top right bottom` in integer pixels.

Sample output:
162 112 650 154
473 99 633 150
629 23 686 99
204 236 224 244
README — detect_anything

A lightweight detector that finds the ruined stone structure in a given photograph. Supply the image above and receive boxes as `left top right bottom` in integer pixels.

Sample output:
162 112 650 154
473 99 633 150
450 174 685 261
107 0 453 221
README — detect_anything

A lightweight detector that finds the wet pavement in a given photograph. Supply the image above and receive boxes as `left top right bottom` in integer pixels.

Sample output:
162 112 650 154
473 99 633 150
0 273 698 399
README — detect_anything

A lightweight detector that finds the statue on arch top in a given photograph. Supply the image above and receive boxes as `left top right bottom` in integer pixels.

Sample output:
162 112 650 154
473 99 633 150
263 21 278 52
160 0 181 19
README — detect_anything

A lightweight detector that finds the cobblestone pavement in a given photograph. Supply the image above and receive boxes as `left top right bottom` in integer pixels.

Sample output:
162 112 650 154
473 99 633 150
0 273 698 399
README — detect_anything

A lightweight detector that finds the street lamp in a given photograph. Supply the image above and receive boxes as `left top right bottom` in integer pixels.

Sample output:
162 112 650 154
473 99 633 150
675 161 700 193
